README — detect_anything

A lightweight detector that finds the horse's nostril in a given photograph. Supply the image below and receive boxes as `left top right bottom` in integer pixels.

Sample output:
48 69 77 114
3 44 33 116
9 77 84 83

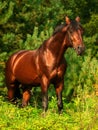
78 46 81 50
78 46 80 49
78 45 83 50
77 45 85 54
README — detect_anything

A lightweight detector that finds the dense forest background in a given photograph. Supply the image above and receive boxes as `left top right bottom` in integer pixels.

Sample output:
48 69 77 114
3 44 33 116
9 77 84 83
0 0 98 129
0 0 98 98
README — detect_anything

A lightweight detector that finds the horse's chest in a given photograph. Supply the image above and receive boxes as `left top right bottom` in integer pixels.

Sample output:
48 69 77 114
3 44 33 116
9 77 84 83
43 49 55 67
57 66 65 78
49 65 66 80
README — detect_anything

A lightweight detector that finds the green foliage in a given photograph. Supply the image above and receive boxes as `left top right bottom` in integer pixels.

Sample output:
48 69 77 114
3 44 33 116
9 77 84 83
84 14 98 36
0 1 14 25
23 26 53 50
0 0 98 129
0 52 7 87
64 47 98 99
0 88 98 130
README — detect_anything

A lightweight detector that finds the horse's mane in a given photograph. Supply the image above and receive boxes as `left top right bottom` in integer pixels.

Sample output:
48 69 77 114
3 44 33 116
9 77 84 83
52 24 66 35
52 21 83 36
38 25 66 50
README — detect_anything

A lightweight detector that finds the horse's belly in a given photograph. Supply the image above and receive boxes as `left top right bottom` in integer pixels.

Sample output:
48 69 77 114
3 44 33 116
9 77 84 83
15 71 40 85
14 62 40 85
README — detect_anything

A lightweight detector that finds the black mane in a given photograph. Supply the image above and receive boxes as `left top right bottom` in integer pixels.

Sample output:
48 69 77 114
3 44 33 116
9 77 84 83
53 24 66 35
53 20 83 36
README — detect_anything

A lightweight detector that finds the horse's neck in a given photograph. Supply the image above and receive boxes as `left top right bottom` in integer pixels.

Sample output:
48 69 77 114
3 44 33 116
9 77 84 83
45 32 68 65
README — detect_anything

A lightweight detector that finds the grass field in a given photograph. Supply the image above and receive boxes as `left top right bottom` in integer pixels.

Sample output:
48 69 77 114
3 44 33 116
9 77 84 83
0 87 98 130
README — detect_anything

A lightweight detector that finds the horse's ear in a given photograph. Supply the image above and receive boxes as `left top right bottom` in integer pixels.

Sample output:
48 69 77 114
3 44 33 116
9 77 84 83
75 16 80 22
65 16 70 24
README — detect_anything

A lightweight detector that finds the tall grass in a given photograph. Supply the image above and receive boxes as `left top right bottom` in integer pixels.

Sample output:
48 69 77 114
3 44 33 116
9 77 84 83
0 85 98 130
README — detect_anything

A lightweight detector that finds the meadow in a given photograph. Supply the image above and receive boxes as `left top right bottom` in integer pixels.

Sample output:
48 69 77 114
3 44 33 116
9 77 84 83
0 86 98 130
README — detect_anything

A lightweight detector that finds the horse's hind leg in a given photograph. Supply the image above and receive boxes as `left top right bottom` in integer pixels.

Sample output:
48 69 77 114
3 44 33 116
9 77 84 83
22 87 31 107
14 82 22 99
7 81 21 103
7 85 16 102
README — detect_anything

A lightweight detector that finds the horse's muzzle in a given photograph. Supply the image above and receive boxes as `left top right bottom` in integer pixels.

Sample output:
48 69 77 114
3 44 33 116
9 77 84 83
75 45 85 55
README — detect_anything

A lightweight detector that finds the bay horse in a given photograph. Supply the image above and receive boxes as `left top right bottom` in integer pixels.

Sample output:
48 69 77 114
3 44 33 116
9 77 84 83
5 17 85 113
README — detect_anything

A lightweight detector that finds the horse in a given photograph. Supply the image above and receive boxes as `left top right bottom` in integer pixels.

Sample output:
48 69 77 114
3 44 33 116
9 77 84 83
5 16 85 113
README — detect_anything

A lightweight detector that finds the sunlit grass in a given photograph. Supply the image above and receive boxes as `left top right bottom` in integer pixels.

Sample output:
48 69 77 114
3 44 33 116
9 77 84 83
0 87 98 130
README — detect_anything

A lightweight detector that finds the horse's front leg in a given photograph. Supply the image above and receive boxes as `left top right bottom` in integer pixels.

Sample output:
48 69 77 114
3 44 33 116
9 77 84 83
41 76 49 112
55 79 64 114
42 91 48 112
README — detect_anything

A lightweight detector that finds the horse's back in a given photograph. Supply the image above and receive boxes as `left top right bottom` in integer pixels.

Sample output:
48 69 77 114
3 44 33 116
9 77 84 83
6 50 32 72
5 50 39 85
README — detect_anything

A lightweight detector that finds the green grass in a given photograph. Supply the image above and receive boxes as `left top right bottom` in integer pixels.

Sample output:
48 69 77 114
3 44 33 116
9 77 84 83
0 87 98 130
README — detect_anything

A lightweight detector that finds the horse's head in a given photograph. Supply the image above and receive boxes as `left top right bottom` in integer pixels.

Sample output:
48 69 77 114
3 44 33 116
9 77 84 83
65 16 85 55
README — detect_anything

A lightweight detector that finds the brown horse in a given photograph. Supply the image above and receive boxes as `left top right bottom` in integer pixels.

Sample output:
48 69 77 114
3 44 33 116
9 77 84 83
5 17 85 113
